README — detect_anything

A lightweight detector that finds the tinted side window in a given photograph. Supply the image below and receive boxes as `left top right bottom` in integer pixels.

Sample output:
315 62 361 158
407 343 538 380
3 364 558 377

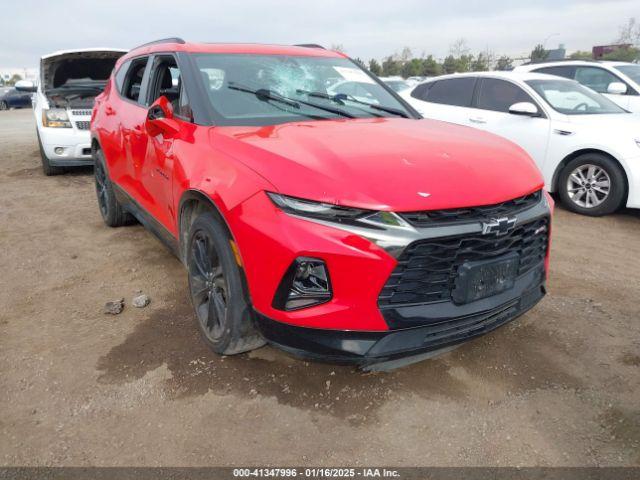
426 78 476 107
574 67 621 94
476 78 536 113
114 60 130 93
534 66 575 79
123 58 148 103
410 82 433 100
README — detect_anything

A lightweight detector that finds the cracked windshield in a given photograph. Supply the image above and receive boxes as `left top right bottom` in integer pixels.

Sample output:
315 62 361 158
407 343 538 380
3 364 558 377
194 53 411 125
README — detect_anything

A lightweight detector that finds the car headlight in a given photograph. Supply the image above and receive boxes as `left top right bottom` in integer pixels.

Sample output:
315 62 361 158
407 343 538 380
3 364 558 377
267 192 368 222
42 108 71 128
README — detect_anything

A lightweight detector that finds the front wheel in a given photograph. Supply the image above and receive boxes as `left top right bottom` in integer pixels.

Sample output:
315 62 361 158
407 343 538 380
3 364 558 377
187 211 265 355
0 101 8 111
94 149 134 227
558 153 626 216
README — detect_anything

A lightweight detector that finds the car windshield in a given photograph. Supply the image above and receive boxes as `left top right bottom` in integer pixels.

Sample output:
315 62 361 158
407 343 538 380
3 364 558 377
525 79 626 115
384 81 410 92
614 64 640 85
193 53 412 126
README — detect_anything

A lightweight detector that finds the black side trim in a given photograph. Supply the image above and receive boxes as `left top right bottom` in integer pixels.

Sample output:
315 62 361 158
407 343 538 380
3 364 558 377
112 184 179 257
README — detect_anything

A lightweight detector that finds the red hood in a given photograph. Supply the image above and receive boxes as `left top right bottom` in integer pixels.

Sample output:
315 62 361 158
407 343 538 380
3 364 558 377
210 118 543 211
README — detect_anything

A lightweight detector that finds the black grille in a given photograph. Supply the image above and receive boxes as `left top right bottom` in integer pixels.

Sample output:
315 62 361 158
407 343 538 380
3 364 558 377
75 121 90 130
378 217 549 307
71 109 92 116
400 190 542 227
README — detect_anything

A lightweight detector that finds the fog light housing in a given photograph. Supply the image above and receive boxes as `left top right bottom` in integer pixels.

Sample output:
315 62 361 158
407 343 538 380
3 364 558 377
272 257 332 311
54 147 64 155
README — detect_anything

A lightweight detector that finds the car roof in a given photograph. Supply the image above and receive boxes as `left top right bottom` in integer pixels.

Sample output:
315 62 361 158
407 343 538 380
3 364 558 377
120 41 346 66
516 60 636 71
421 71 571 83
41 48 128 59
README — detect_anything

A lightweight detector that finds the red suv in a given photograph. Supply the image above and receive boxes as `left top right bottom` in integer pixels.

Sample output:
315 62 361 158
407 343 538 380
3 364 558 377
91 38 553 369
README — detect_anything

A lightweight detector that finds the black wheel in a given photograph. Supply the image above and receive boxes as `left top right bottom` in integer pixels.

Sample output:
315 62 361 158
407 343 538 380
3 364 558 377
187 211 265 355
558 153 626 216
0 101 8 111
36 129 64 176
94 149 135 227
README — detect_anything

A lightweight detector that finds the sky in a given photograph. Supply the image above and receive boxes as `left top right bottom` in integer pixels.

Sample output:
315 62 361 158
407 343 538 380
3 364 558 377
0 0 637 68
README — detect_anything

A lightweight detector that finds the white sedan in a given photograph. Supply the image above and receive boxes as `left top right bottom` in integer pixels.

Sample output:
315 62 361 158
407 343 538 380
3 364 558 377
402 71 640 216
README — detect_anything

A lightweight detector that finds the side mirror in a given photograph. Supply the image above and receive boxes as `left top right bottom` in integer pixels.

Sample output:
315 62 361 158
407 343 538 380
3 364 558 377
508 102 540 117
145 96 179 136
607 82 627 95
15 80 36 93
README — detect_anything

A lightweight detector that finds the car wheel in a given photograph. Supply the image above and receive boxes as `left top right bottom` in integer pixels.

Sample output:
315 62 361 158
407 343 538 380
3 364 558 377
36 129 64 176
94 149 135 227
558 153 625 216
187 211 265 355
0 101 8 111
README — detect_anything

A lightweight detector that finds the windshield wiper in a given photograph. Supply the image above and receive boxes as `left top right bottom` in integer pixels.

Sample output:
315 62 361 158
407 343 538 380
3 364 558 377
296 89 409 118
228 83 354 118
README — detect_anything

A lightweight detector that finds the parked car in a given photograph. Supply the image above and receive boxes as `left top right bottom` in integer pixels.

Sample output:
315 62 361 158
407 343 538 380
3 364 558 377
17 48 126 175
0 86 33 110
402 71 640 216
515 60 640 113
381 78 412 92
91 39 552 369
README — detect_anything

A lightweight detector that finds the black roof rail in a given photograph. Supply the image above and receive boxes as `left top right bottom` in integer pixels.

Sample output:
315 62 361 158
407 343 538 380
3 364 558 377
294 43 325 49
132 37 186 50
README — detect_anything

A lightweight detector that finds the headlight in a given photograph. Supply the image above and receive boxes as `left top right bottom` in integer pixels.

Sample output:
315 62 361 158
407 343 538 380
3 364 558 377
267 192 368 222
42 109 71 128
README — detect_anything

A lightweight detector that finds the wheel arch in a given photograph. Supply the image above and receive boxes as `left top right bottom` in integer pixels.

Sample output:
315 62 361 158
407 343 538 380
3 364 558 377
177 190 236 265
552 148 629 200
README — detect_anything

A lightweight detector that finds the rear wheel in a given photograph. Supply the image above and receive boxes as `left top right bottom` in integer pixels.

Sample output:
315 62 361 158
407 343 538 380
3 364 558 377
558 153 625 216
36 130 64 176
94 149 134 227
0 101 8 111
187 211 265 355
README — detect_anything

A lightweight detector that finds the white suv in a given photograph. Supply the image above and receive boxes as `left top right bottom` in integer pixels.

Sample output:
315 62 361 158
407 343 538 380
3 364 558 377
515 61 640 113
17 48 126 175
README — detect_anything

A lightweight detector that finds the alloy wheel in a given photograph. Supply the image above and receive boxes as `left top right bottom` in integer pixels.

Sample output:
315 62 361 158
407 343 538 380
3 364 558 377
566 164 611 209
189 230 228 341
0 101 7 111
94 161 109 217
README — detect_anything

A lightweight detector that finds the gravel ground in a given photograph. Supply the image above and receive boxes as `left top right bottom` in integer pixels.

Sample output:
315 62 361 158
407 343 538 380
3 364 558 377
0 108 639 467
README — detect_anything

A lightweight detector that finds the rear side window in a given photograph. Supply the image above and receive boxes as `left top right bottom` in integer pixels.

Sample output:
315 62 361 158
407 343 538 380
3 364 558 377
533 66 575 79
410 82 434 101
122 57 149 103
476 78 536 113
425 77 476 107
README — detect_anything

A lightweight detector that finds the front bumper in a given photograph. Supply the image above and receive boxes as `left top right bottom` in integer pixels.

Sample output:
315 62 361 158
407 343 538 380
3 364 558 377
39 123 93 165
256 273 545 368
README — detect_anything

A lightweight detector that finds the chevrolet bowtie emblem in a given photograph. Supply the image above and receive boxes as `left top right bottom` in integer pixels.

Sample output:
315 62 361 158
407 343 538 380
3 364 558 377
482 217 517 236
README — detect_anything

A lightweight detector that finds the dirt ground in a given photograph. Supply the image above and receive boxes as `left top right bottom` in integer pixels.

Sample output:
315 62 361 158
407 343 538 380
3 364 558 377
0 108 639 467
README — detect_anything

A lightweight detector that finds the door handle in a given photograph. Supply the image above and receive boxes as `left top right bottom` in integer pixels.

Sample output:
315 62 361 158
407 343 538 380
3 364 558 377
469 117 486 124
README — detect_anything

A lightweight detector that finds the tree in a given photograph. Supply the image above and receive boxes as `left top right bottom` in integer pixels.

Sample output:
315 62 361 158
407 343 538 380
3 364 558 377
421 55 442 76
381 56 402 76
601 46 640 62
450 38 470 57
471 51 492 71
353 57 366 69
330 43 345 53
400 47 413 63
569 50 593 60
442 55 458 74
368 59 382 76
495 55 513 71
617 17 640 45
402 58 423 78
530 44 548 63
7 74 23 86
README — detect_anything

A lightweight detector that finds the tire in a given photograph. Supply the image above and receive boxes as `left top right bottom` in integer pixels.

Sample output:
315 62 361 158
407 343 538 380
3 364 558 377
36 130 64 176
0 101 8 111
558 153 626 216
94 149 135 227
186 211 265 355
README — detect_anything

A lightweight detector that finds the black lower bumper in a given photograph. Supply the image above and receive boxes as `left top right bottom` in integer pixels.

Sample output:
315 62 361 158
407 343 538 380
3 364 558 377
255 271 546 368
49 158 94 167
